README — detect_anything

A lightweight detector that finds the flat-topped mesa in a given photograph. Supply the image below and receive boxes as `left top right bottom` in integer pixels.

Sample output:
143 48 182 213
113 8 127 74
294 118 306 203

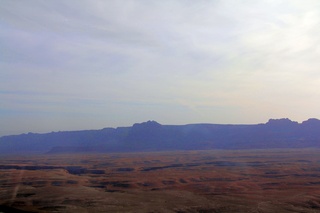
301 118 320 126
132 120 162 129
265 118 299 127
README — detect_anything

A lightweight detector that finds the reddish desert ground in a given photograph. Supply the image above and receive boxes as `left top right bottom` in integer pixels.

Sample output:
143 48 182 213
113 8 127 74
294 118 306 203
1 149 320 212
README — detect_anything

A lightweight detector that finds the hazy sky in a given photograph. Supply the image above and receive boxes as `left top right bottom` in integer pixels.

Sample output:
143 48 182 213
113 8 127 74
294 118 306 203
1 0 320 136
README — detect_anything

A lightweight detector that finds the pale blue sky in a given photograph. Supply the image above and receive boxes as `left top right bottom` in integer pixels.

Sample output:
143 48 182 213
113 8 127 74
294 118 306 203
1 0 320 136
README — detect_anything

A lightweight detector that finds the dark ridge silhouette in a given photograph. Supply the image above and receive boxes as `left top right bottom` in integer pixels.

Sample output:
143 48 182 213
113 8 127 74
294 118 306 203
1 119 320 154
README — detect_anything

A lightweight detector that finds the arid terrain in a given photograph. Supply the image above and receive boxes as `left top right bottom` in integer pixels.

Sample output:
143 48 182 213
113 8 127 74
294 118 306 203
1 149 320 212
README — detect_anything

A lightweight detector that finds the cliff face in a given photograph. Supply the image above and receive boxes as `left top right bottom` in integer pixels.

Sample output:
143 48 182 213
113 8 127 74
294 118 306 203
1 119 320 154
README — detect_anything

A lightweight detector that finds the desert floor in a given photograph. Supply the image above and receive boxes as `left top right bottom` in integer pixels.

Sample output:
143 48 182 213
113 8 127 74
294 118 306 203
1 149 320 212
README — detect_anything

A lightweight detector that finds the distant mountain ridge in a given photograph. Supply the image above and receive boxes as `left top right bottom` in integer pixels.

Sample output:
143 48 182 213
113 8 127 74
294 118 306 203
1 118 320 154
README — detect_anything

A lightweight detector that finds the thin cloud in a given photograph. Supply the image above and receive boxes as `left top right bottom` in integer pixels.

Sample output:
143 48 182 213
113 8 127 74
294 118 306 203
1 0 320 135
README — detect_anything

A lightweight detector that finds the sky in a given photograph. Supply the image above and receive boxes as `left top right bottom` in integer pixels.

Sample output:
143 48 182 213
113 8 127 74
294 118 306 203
1 0 320 136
